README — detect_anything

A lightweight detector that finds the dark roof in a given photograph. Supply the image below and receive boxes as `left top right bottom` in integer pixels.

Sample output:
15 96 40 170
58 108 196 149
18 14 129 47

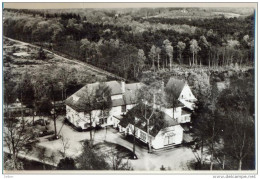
65 81 119 112
112 98 125 107
166 78 186 98
113 115 124 120
66 81 142 112
119 105 179 137
106 81 123 95
176 101 185 107
123 83 144 105
183 133 194 143
181 108 192 115
180 123 191 132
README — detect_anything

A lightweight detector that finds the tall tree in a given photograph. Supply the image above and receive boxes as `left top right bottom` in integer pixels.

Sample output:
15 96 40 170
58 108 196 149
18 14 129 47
156 47 161 70
222 111 254 170
137 49 146 74
81 86 96 146
190 39 201 66
136 81 166 152
76 141 110 170
149 45 157 71
198 36 209 66
217 75 254 170
95 82 112 141
80 38 91 61
177 41 186 64
163 39 173 69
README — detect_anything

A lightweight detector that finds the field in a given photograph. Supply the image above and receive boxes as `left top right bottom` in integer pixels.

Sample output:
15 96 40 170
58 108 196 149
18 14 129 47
3 37 110 98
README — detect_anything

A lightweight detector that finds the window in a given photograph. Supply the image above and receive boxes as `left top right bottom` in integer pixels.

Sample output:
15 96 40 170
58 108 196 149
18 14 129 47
140 131 146 141
121 105 126 113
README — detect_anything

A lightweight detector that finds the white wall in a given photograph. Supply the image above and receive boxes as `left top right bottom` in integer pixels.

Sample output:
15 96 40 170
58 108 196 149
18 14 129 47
66 105 81 127
125 123 184 149
66 102 137 129
66 105 101 129
173 107 182 119
152 125 183 149
178 84 197 101
177 114 191 123
125 124 154 144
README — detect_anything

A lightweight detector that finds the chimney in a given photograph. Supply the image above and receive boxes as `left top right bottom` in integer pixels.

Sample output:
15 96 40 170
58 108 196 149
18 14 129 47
121 81 125 93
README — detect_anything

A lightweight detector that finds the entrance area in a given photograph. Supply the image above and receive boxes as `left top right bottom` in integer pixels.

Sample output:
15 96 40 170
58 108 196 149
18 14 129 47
164 134 175 146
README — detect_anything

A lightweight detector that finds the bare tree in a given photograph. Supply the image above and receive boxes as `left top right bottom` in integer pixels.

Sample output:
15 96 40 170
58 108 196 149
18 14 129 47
81 86 96 146
108 147 133 170
4 118 36 170
223 112 254 170
37 147 48 170
81 83 110 146
59 135 70 158
137 82 165 153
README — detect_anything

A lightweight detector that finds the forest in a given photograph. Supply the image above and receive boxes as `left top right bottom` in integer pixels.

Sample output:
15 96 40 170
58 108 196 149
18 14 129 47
3 8 255 81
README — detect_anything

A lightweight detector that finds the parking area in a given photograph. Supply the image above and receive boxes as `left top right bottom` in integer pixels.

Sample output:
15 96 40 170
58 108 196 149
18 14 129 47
36 115 196 170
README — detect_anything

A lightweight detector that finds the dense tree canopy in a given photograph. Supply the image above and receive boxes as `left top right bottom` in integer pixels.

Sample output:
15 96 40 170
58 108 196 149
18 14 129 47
3 8 254 81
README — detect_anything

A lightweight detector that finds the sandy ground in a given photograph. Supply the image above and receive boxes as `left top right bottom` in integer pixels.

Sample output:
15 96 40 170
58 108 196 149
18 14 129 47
35 116 196 171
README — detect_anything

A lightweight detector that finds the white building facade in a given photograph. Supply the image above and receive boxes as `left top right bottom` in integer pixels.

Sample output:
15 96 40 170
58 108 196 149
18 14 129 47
65 81 142 130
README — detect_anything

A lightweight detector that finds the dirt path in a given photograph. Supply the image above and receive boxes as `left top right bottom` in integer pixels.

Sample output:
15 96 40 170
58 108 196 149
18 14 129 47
4 37 126 81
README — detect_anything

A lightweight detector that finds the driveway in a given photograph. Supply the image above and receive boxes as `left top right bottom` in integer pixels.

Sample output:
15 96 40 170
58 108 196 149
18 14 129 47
37 116 196 171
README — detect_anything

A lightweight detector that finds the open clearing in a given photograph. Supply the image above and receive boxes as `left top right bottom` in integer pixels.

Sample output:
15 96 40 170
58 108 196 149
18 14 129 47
3 37 108 85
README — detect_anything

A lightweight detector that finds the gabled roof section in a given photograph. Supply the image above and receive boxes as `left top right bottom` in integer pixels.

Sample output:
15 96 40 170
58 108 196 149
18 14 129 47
166 78 186 99
119 105 179 137
65 81 119 112
123 83 144 105
181 108 192 116
66 81 143 112
106 81 123 95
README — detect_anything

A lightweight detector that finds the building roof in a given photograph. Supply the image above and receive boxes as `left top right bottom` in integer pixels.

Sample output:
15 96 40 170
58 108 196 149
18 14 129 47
183 133 194 143
113 115 124 120
104 81 123 95
66 81 142 112
119 105 179 137
166 78 186 98
181 108 192 116
112 98 125 107
123 83 144 105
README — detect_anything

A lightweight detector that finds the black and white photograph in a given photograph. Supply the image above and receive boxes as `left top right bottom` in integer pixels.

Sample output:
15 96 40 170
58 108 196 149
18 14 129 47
2 2 257 174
